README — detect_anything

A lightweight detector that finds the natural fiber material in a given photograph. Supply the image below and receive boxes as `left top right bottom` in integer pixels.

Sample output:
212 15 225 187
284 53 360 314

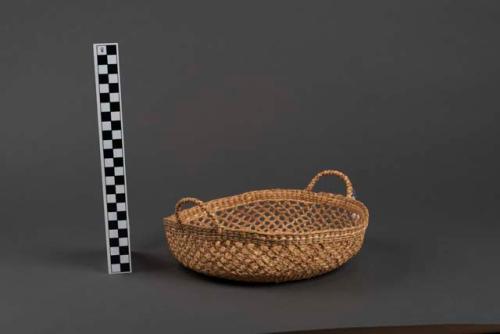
163 170 369 283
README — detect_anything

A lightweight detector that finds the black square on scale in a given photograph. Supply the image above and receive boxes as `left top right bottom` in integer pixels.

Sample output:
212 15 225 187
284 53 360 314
106 45 117 55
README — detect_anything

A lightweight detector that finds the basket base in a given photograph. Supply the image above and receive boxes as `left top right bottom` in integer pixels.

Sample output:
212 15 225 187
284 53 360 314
182 262 343 283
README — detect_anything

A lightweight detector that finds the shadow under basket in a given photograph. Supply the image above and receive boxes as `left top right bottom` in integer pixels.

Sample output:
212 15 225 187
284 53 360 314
163 170 369 283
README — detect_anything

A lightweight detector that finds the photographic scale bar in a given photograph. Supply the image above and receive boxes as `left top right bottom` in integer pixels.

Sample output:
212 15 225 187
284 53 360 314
93 43 132 274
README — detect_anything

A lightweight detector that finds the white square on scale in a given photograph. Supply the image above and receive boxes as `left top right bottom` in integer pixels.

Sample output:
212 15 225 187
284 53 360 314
97 45 107 55
111 112 120 121
103 140 113 149
110 93 119 102
111 264 121 272
102 122 112 131
101 103 110 112
107 55 117 64
114 167 124 176
98 65 108 74
113 149 123 158
99 84 109 93
115 185 125 194
112 130 122 139
108 74 118 83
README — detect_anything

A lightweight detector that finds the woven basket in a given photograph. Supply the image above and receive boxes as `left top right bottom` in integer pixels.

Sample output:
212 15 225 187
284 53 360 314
163 170 369 283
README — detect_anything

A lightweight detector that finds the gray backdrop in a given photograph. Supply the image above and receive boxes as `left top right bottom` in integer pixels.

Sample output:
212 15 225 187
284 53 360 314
1 1 500 333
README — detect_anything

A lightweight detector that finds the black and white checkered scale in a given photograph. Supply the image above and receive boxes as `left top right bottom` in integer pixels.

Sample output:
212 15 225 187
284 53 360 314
94 43 131 273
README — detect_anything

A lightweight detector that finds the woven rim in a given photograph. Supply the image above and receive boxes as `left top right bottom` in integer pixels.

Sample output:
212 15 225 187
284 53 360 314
163 170 369 242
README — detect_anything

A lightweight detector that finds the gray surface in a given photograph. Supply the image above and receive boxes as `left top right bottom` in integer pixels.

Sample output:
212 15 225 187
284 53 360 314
2 1 500 333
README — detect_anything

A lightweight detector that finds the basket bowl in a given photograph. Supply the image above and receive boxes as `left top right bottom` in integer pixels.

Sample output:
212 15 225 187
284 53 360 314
163 171 369 283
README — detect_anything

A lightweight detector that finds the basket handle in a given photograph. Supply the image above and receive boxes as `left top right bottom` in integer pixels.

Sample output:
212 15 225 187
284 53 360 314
175 197 223 233
305 170 355 198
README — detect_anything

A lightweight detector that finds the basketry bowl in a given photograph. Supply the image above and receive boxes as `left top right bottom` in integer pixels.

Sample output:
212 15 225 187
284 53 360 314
163 170 369 283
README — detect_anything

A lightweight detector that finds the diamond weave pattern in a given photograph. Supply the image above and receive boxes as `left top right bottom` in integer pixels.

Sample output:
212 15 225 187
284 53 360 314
166 228 365 282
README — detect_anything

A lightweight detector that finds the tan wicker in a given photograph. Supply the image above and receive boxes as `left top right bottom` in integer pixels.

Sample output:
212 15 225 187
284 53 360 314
163 170 369 283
